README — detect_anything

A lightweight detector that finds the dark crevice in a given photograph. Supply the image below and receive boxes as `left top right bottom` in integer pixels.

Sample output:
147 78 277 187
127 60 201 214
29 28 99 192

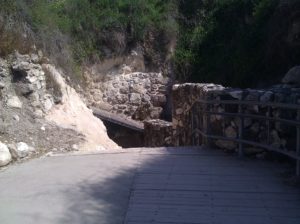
102 121 144 148
11 69 27 83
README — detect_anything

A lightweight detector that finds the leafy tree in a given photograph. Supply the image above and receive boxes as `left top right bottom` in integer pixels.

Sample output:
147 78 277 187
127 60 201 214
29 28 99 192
175 0 280 87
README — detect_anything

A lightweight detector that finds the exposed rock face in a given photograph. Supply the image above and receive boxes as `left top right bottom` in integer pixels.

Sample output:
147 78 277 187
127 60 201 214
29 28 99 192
0 52 55 116
43 64 120 151
0 51 119 167
85 71 169 120
0 142 12 167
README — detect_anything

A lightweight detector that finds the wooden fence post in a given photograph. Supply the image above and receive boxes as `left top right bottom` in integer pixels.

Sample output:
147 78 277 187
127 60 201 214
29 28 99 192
238 104 244 158
296 110 300 176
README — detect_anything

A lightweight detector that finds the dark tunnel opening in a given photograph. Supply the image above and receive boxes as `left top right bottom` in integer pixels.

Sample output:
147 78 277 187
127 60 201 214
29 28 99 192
102 120 144 148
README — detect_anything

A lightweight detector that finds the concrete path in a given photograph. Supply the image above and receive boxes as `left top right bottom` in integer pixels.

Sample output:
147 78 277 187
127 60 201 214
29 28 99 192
0 147 299 224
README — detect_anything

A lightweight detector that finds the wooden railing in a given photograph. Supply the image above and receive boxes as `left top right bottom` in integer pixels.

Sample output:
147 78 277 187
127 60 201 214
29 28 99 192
92 107 144 132
190 99 300 176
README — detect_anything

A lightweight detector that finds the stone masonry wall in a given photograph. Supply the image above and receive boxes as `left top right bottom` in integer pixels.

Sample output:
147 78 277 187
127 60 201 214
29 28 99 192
144 119 173 147
85 72 169 120
172 82 300 156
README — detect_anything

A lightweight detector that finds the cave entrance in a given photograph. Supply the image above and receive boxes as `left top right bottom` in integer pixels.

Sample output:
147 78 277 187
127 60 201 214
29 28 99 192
102 121 144 148
93 108 145 148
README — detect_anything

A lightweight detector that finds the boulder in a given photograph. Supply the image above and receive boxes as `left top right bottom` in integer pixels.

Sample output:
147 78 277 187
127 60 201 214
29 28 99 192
0 142 12 166
14 142 31 158
6 143 32 160
282 66 300 85
6 96 22 108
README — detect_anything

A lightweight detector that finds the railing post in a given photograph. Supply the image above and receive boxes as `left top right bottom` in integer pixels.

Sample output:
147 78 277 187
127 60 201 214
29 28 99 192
296 110 300 176
267 106 271 145
204 103 211 147
238 104 244 158
191 108 194 145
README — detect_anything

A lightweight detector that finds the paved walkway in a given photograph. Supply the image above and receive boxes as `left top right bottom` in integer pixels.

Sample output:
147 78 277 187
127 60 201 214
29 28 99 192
0 147 299 224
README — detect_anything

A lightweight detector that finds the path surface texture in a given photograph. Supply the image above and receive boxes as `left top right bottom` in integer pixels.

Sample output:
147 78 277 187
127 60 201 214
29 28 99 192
0 147 299 224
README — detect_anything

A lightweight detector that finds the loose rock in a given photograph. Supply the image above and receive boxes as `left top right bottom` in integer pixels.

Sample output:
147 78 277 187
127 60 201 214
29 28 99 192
0 142 12 166
6 96 22 108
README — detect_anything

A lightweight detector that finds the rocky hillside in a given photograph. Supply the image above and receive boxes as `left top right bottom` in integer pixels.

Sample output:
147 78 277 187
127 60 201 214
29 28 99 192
1 0 300 167
0 52 119 168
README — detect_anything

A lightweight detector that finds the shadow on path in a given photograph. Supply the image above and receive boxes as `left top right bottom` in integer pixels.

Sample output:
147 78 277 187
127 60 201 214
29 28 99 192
0 148 299 224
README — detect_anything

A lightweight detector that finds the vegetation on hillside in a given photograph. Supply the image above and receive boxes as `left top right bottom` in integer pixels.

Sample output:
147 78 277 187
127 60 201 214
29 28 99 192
175 0 282 87
1 0 177 62
1 0 299 87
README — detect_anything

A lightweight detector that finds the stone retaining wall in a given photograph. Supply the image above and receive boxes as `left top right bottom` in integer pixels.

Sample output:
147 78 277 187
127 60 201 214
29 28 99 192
172 83 300 156
85 72 169 120
144 119 173 147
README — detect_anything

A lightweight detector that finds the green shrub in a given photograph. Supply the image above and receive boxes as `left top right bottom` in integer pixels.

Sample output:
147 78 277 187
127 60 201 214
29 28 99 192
22 0 177 62
174 0 280 87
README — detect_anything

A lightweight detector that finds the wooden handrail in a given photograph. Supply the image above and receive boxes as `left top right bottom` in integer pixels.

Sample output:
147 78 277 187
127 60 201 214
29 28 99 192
190 99 300 176
91 107 144 132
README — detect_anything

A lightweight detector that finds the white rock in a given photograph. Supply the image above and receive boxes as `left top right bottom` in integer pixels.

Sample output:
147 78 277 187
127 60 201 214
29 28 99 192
0 142 12 166
16 142 30 158
41 126 46 131
6 96 22 108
